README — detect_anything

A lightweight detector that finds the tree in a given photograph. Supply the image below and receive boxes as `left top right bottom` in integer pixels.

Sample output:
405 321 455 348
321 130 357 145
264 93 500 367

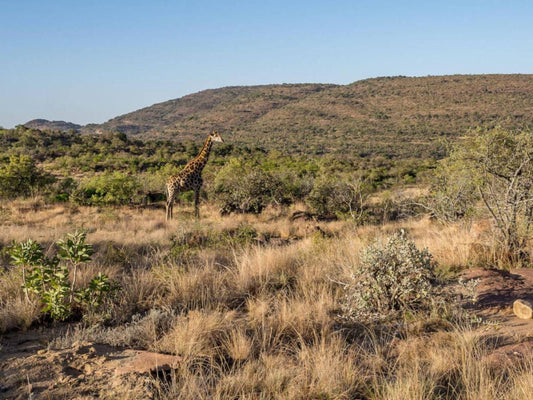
432 127 533 265
307 173 370 220
213 158 292 214
427 154 478 223
71 172 141 205
0 154 55 198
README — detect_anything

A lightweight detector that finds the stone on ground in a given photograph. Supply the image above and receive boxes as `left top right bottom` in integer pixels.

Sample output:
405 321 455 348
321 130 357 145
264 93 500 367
113 350 181 375
513 299 533 319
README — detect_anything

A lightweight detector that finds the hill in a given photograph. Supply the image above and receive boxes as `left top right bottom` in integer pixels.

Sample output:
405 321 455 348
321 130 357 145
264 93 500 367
80 74 533 158
81 83 335 138
24 119 82 132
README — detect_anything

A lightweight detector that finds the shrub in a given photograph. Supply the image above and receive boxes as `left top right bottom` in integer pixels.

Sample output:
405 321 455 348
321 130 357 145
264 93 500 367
75 272 117 310
22 255 71 321
8 232 118 322
341 231 436 323
427 155 478 223
307 173 370 219
430 127 533 265
49 177 77 202
71 172 141 205
0 154 56 198
214 159 292 214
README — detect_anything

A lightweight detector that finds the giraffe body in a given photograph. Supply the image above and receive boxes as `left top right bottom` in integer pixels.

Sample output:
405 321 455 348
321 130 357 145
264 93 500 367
166 130 223 220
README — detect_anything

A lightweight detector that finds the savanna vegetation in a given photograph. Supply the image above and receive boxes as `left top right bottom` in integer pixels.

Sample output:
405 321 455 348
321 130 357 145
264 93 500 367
1 102 533 398
0 125 434 220
1 199 532 399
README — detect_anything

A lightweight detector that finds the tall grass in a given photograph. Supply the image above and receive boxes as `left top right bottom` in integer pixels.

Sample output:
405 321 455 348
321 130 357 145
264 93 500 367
2 200 532 399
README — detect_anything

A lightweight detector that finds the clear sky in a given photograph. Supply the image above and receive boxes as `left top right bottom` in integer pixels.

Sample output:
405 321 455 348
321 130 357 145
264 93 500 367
1 0 532 128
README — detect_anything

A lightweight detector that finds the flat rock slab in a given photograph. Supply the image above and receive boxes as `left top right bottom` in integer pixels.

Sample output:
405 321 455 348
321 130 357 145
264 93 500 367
113 350 181 375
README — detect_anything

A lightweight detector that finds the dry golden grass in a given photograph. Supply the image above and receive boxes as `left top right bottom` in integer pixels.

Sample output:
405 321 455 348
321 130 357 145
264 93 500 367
2 199 533 399
369 328 533 400
0 268 40 331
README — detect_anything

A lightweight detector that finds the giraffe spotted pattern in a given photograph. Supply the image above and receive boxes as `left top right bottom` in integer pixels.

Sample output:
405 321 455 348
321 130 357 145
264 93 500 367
165 130 224 220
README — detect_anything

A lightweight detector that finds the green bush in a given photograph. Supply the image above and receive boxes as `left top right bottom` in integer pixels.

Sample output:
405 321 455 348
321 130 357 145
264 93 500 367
71 172 141 205
8 232 118 322
213 159 292 214
0 154 56 198
76 273 116 310
306 174 370 219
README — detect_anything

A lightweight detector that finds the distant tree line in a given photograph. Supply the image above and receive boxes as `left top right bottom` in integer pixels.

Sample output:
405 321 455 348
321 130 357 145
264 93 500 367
0 126 433 220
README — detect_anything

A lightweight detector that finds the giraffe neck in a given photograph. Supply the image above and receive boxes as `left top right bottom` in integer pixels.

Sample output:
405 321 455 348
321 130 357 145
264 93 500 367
192 136 213 171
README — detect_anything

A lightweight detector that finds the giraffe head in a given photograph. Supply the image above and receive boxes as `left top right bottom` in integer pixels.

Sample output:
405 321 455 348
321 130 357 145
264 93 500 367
210 130 224 143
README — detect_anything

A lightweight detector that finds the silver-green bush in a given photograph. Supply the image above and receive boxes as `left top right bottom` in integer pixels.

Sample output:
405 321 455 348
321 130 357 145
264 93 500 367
341 230 436 323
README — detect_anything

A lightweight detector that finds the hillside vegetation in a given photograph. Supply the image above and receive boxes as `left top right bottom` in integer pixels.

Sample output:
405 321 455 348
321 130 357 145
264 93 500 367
71 74 533 158
24 119 82 132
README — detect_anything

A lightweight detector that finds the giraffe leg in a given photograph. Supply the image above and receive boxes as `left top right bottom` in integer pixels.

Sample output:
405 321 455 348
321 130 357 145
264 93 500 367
166 199 172 221
193 190 200 219
166 187 175 221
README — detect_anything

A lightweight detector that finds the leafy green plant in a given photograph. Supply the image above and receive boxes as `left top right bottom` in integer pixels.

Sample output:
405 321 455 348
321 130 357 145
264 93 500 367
57 231 93 303
11 240 72 320
27 260 71 321
9 238 46 303
8 233 118 322
0 154 56 198
76 272 118 310
8 239 44 267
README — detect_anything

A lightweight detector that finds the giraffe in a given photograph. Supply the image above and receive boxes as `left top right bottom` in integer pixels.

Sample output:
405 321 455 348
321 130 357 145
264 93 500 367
165 130 224 221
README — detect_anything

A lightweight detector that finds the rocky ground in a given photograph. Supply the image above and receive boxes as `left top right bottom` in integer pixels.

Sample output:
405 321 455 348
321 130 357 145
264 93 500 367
460 268 533 368
0 332 180 399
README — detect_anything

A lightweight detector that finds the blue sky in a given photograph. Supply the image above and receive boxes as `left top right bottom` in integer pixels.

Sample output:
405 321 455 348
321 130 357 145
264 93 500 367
1 0 532 128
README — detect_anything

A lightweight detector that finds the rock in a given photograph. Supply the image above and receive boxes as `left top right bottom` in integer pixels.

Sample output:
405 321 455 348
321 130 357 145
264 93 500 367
113 350 181 376
513 299 533 319
484 342 533 369
83 363 93 375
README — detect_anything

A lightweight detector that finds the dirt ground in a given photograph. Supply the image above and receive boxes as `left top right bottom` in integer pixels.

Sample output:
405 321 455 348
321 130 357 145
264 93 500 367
0 328 183 400
1 267 533 400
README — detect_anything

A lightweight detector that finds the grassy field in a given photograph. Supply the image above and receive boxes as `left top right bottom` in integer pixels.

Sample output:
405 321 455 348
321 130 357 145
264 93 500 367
1 198 532 399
